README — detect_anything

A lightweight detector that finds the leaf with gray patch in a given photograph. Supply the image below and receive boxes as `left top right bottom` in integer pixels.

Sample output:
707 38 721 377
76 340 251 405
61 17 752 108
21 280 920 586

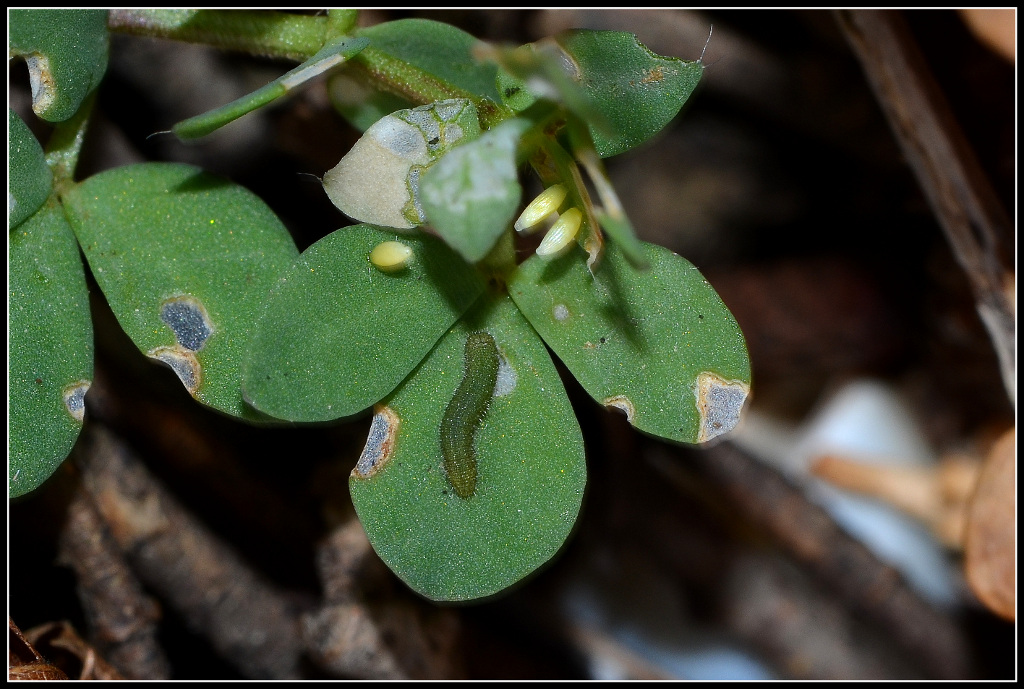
61 162 299 420
508 240 750 444
421 118 531 263
323 99 480 230
349 295 586 601
242 224 485 422
9 9 109 123
9 202 93 497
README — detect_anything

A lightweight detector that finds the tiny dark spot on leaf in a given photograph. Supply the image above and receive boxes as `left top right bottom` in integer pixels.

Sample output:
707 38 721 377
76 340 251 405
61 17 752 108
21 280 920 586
599 337 607 344
35 378 43 385
504 86 520 98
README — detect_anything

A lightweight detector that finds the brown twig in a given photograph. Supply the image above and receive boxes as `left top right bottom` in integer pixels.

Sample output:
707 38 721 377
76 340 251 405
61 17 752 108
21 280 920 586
302 519 466 679
75 425 307 679
836 10 1016 405
723 553 922 679
9 618 69 681
57 490 170 679
656 441 972 678
23 621 124 680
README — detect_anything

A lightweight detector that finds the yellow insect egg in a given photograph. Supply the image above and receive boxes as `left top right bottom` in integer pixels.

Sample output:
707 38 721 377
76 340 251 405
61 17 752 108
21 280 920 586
536 207 582 257
370 241 413 272
514 184 567 234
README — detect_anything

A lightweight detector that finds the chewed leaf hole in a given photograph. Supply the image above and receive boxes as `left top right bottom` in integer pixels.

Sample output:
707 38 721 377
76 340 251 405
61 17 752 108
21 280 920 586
148 345 202 395
695 372 749 443
62 381 90 423
160 296 213 351
25 54 56 115
354 406 400 478
603 395 635 424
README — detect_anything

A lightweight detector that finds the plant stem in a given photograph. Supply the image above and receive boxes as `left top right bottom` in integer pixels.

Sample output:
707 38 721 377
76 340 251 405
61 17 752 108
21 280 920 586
108 9 509 130
346 46 507 129
107 9 327 61
326 9 358 38
535 136 604 271
45 91 96 194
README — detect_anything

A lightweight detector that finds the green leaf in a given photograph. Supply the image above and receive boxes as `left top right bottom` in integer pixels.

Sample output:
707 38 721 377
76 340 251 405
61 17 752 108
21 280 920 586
557 30 703 158
509 240 750 444
595 205 647 269
359 18 502 102
242 224 485 422
350 295 586 601
173 36 369 140
8 108 53 230
322 99 481 229
61 163 298 420
501 31 703 159
332 18 502 131
492 42 608 134
9 201 93 497
9 9 109 123
421 118 531 263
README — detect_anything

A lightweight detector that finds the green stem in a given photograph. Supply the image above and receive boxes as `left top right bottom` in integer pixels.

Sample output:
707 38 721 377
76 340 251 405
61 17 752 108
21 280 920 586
44 90 96 194
326 9 358 37
107 9 327 61
347 46 507 129
535 136 604 271
109 9 510 130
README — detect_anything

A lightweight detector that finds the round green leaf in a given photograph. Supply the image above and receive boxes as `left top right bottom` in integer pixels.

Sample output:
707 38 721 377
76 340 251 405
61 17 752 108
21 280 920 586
242 224 485 422
9 9 109 123
8 108 53 230
61 163 298 420
421 119 530 263
350 295 586 601
10 201 93 497
509 241 750 444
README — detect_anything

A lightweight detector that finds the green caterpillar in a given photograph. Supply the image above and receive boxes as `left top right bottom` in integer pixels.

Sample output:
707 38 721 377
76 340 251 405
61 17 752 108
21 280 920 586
440 331 500 499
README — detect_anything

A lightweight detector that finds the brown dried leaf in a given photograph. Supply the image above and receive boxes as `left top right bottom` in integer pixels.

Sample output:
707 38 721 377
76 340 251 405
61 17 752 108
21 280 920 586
964 427 1016 620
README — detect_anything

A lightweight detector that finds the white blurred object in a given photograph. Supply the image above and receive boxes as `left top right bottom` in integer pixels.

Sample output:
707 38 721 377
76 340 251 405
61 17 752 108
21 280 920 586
562 582 776 680
730 379 963 607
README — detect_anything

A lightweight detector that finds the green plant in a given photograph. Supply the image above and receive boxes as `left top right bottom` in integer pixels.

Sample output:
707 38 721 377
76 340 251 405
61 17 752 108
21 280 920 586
9 9 750 602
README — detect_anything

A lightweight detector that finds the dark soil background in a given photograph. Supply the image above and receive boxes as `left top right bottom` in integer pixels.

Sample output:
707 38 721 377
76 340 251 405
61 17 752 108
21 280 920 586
9 9 1015 679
